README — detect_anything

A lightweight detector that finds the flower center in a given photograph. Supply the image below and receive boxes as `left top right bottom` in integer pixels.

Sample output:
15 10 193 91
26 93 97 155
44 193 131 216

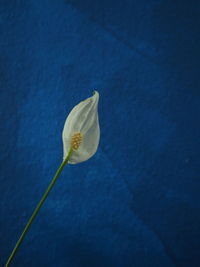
71 132 83 150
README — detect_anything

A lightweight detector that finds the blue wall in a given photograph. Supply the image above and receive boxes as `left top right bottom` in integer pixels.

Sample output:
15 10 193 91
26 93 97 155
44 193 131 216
0 0 200 266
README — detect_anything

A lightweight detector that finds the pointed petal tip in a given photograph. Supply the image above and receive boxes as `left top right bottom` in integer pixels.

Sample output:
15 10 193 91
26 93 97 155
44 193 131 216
92 90 99 102
92 90 99 95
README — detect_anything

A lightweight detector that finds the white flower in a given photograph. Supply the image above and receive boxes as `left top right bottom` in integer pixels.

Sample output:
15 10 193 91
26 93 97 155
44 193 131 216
62 91 100 164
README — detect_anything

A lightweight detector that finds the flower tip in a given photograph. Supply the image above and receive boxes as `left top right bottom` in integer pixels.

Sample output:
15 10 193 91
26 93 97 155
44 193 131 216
92 90 99 102
92 90 99 95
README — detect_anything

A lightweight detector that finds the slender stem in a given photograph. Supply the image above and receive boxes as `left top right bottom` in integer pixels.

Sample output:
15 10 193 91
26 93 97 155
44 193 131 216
5 148 73 267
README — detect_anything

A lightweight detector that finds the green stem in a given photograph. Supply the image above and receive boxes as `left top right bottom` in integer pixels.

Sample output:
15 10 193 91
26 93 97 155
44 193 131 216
5 148 73 267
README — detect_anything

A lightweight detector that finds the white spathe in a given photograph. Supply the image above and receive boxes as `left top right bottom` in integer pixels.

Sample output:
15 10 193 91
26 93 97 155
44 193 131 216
62 91 100 164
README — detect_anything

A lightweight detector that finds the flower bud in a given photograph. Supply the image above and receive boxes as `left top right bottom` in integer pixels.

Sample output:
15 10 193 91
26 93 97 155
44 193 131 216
62 91 100 164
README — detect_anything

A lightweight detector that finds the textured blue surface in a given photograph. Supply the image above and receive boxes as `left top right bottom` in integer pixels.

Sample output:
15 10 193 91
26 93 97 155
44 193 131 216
0 0 200 266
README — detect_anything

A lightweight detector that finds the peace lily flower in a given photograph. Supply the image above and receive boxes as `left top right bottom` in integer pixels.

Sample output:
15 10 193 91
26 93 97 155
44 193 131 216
62 90 100 164
5 91 100 267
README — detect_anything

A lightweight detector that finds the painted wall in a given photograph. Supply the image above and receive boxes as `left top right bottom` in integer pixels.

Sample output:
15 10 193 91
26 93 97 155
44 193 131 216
0 1 200 266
